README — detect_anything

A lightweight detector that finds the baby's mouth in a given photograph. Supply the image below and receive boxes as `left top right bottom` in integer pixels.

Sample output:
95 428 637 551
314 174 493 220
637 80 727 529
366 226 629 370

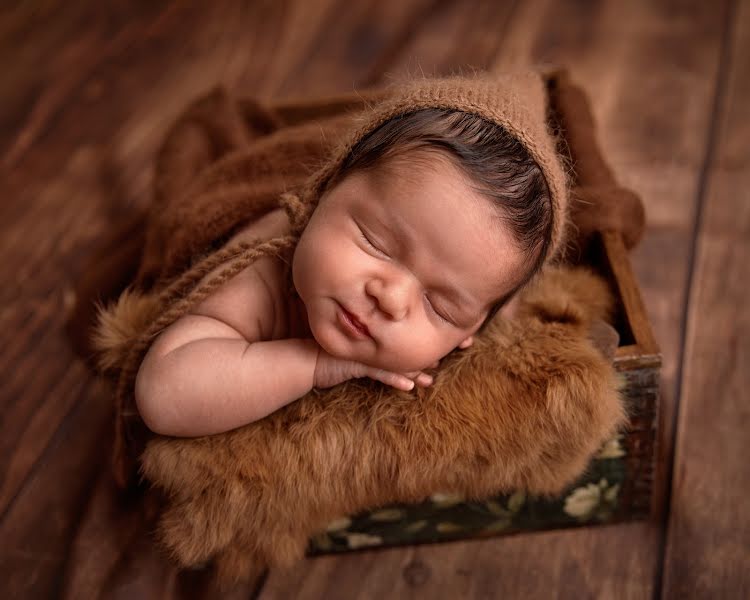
337 302 372 339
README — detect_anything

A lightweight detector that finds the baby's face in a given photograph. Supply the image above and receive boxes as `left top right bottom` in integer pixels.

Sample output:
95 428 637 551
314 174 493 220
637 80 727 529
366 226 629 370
292 152 526 373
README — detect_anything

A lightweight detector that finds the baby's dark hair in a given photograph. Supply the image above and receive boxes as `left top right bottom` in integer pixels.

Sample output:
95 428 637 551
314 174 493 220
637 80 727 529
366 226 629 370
332 108 554 332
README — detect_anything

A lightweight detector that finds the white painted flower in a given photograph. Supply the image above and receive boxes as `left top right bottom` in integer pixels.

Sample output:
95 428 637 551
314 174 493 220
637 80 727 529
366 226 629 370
430 491 465 507
563 483 602 518
597 434 626 459
346 533 383 549
563 478 620 521
325 516 352 532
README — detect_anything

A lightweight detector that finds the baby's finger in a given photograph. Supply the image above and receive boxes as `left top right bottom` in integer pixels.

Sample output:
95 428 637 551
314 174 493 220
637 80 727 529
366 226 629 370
400 368 435 386
369 368 415 391
400 370 433 387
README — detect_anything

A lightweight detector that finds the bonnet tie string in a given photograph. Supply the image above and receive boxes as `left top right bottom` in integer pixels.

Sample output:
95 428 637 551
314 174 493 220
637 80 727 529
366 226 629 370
279 191 311 237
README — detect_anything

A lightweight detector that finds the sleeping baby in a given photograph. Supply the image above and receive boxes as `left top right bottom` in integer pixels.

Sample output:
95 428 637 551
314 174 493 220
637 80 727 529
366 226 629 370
133 83 567 438
79 73 645 581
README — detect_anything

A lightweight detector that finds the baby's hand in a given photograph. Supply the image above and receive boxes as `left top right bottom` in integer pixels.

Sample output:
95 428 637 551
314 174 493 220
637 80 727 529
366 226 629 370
313 346 435 391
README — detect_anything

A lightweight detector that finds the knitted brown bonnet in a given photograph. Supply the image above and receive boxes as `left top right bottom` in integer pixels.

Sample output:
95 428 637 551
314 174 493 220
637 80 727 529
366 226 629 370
284 69 570 261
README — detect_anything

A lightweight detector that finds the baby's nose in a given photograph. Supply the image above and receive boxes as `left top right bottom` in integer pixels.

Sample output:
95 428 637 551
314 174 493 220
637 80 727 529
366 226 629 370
380 295 408 321
367 277 414 321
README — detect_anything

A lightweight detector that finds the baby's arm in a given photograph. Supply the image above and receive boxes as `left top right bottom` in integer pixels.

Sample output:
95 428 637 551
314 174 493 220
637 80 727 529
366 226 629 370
134 235 326 437
135 314 439 438
134 315 319 437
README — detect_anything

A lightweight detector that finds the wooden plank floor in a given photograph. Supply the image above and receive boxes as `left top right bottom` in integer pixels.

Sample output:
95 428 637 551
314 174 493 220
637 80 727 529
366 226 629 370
0 1 747 598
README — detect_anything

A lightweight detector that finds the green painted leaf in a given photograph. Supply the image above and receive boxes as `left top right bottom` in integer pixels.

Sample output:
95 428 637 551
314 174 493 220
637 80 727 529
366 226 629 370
482 519 512 533
369 508 406 522
485 500 512 517
436 521 464 533
404 519 429 533
346 533 383 549
508 491 526 513
603 483 620 504
312 531 333 550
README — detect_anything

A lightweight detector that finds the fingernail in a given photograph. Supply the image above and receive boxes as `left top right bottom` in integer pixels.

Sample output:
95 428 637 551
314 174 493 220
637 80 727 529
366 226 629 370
406 380 415 390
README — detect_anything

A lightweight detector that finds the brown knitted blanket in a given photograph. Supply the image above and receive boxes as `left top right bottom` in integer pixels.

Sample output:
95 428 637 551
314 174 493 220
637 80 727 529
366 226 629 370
68 66 644 584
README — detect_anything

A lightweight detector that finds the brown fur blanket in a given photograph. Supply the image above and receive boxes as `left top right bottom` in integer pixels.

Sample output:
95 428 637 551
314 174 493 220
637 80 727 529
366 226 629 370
69 67 644 585
135 265 626 583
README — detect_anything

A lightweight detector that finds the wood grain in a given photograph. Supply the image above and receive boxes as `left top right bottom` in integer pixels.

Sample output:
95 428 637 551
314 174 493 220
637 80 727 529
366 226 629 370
0 379 112 599
259 0 729 597
604 231 660 363
0 2 295 595
261 0 439 96
374 0 520 79
661 0 750 595
0 0 741 597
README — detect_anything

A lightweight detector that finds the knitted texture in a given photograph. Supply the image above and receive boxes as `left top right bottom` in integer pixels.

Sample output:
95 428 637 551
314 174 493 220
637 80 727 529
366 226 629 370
291 70 571 261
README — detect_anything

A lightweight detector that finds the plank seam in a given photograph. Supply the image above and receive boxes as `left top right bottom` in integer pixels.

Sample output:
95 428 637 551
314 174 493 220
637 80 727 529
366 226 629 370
653 0 739 598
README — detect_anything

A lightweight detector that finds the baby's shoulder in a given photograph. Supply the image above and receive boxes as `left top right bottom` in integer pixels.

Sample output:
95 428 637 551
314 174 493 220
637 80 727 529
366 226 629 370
222 207 291 283
186 208 293 342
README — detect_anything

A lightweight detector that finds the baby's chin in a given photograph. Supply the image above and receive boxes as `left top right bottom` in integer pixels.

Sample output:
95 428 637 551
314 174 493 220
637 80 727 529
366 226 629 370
314 333 429 372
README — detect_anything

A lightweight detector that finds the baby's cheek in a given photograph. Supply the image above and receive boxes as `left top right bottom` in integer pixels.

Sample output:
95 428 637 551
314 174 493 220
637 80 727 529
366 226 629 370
388 336 446 372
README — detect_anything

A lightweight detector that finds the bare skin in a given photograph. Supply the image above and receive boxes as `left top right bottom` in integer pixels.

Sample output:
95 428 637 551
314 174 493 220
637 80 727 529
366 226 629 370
134 152 526 436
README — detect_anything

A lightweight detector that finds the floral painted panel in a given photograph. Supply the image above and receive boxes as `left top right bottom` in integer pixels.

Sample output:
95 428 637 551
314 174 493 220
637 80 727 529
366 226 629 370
306 433 631 555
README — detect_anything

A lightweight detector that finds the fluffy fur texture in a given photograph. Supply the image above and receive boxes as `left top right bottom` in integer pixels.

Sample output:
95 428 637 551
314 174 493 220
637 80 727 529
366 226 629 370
91 288 161 375
92 264 627 584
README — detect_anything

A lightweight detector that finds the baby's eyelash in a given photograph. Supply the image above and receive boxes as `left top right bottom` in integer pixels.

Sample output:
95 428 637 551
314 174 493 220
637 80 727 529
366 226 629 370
425 295 452 325
359 230 386 255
